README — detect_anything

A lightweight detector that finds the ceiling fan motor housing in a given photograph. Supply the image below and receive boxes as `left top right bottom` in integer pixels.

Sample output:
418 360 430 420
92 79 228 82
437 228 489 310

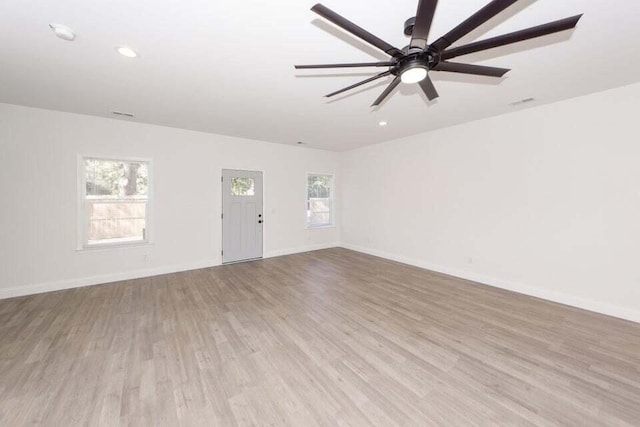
393 49 437 75
404 17 416 36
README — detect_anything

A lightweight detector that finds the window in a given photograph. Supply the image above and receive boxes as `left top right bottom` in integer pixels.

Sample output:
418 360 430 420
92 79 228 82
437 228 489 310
231 177 255 196
80 157 151 247
307 174 333 228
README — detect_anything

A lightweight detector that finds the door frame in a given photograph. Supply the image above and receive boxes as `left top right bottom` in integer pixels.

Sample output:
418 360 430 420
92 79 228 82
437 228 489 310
220 167 266 264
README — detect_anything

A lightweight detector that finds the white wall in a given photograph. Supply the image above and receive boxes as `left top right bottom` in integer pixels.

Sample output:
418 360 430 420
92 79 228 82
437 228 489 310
3 84 640 324
0 103 340 298
342 83 640 323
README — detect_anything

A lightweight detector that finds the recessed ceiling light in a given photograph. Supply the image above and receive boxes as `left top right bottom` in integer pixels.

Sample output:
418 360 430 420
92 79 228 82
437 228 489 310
378 121 388 127
116 47 138 58
49 24 75 41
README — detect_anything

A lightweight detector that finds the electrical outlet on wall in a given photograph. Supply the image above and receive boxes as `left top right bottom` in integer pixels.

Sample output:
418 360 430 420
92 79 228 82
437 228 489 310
466 256 473 264
143 253 151 262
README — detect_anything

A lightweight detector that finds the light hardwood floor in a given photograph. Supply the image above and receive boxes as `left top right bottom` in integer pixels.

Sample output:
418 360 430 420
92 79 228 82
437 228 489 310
1 248 639 426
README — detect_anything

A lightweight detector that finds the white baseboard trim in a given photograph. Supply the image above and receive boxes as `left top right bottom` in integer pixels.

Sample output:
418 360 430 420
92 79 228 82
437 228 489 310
0 259 220 300
7 242 637 325
0 243 342 300
340 243 640 324
264 242 340 259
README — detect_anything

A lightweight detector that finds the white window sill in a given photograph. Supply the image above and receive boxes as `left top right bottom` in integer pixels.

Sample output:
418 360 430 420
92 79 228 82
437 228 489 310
307 224 335 230
76 241 154 252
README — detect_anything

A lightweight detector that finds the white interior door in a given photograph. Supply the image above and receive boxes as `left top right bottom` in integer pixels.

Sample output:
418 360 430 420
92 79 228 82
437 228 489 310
222 169 263 263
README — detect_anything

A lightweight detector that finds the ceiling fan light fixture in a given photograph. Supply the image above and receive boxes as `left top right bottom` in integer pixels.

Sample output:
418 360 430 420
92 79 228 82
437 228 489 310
400 65 428 84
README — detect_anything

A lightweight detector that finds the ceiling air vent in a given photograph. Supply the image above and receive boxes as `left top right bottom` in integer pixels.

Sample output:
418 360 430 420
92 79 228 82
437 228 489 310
509 97 536 107
112 111 134 118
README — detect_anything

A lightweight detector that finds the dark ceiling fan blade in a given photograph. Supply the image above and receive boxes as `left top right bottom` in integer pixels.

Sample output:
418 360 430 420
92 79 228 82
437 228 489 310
433 61 510 77
325 71 392 98
441 14 583 60
410 0 438 49
295 61 394 69
419 75 439 100
371 76 401 106
311 4 404 57
431 0 518 52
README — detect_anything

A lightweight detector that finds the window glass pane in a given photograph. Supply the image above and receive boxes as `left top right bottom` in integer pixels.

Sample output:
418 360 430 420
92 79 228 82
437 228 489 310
85 159 148 199
87 202 146 245
231 177 255 196
307 175 331 199
307 174 333 227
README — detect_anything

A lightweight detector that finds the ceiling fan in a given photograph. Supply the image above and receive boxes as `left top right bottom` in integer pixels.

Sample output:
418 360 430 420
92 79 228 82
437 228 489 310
295 0 582 107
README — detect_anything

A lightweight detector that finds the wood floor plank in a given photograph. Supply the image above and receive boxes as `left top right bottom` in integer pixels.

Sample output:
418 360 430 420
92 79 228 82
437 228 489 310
1 248 639 426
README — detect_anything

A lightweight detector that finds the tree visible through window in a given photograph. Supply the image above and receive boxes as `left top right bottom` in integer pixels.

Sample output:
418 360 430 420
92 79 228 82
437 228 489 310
231 177 255 196
307 174 333 227
82 158 150 246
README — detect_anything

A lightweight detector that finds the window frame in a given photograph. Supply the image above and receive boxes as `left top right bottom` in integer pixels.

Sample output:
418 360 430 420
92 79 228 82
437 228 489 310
77 155 153 250
306 172 335 229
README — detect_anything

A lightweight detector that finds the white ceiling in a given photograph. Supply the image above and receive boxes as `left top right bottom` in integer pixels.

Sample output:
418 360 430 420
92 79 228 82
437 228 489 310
1 0 639 151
